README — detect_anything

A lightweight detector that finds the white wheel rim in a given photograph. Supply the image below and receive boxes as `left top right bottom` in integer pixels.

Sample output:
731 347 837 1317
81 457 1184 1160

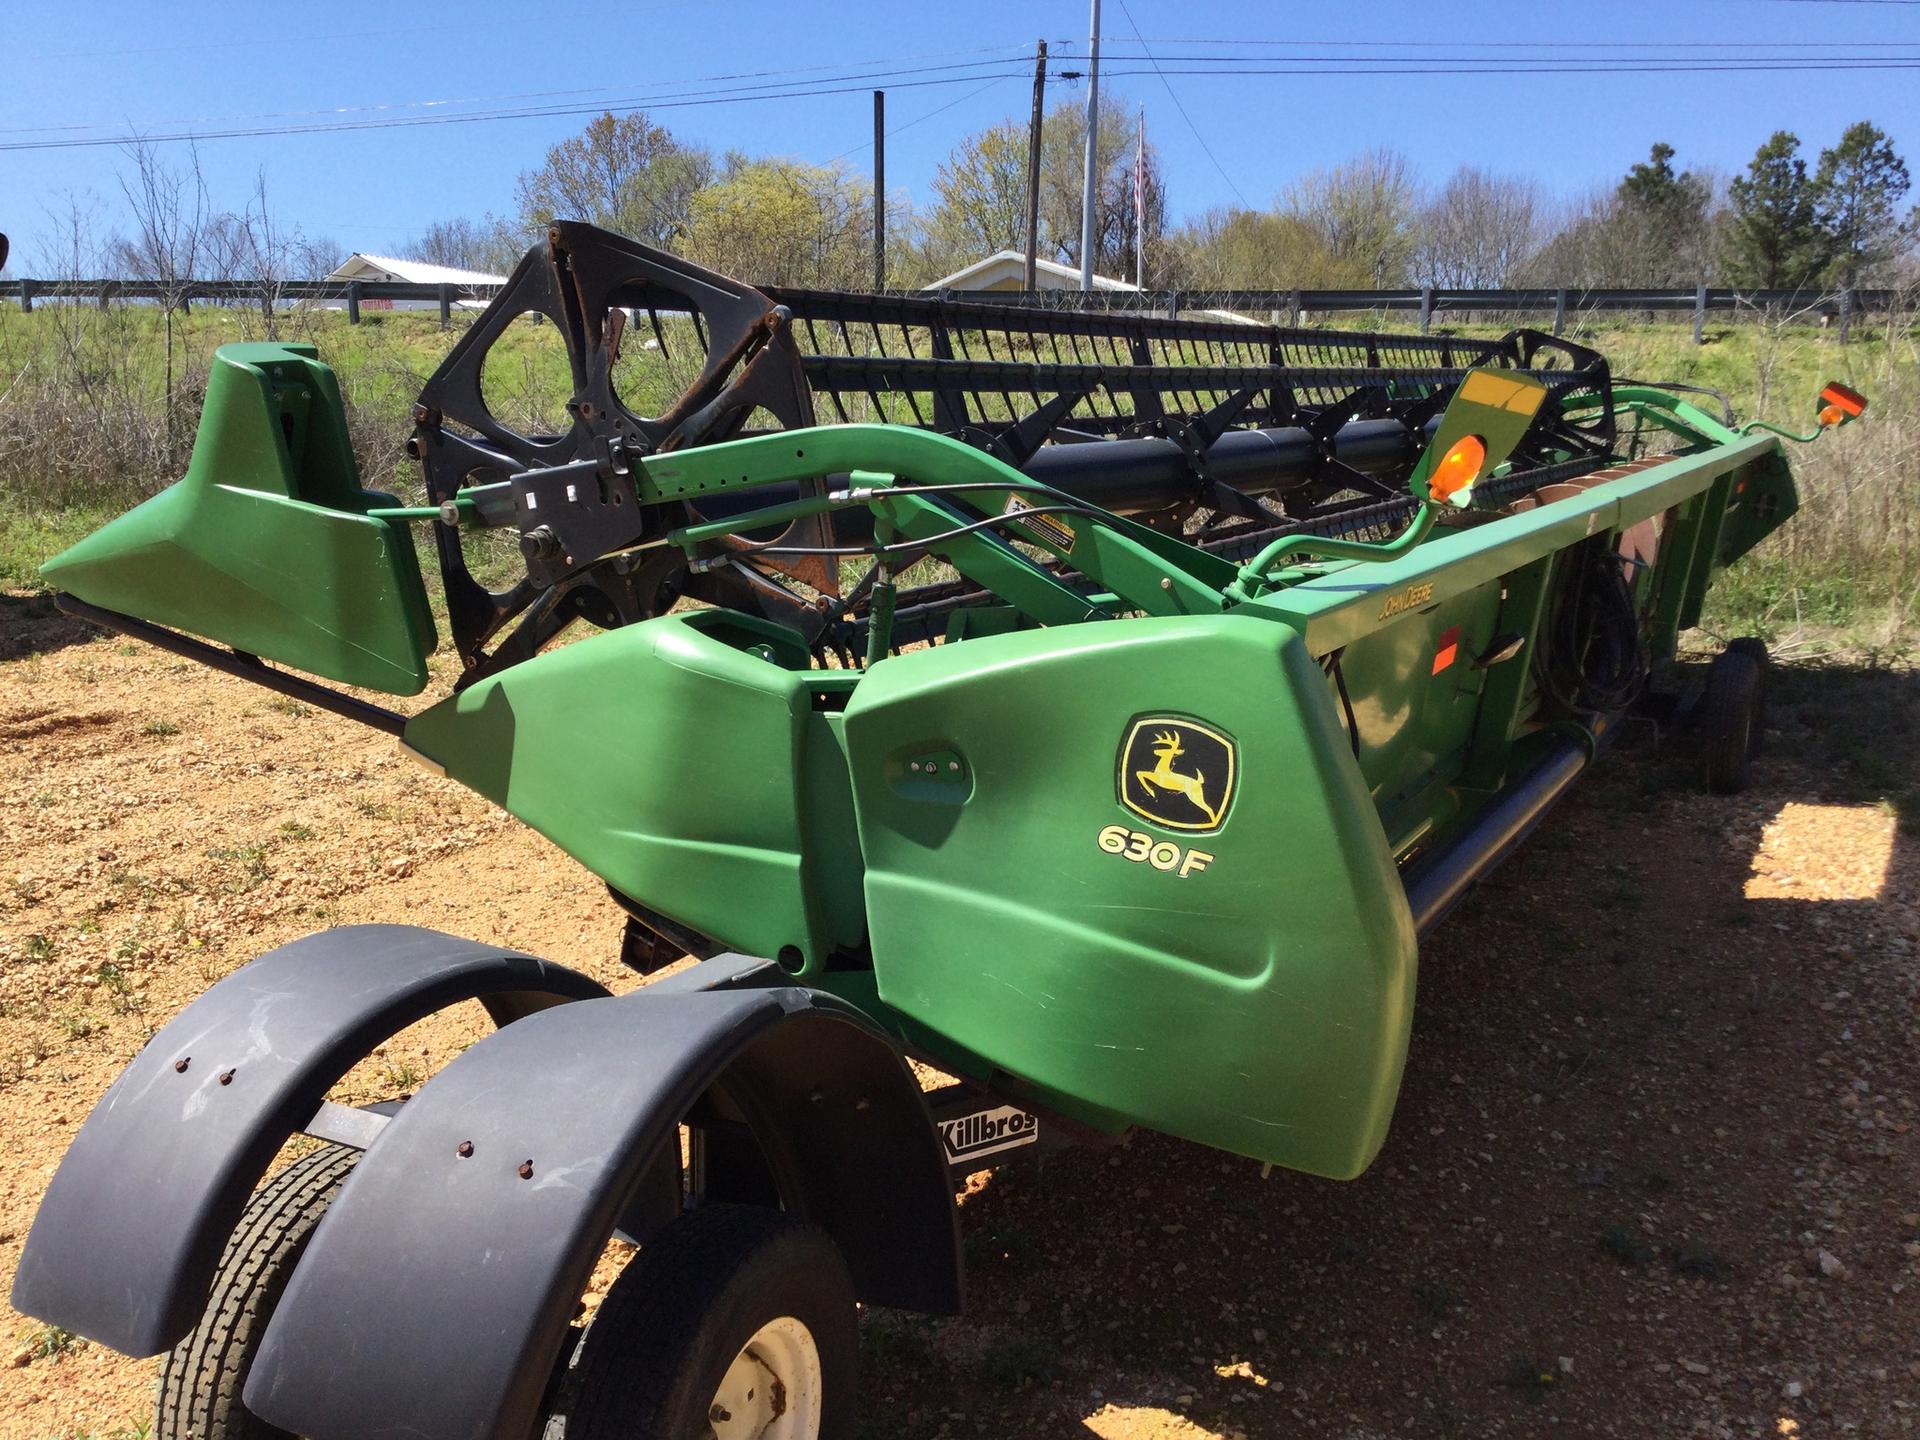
705 1315 822 1440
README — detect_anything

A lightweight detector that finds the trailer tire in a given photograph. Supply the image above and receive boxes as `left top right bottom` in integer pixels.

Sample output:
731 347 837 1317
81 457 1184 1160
549 1204 857 1440
1726 637 1770 758
155 1143 358 1440
1701 647 1766 794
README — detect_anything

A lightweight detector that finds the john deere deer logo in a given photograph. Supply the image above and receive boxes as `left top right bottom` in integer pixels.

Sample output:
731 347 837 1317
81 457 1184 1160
1118 717 1235 833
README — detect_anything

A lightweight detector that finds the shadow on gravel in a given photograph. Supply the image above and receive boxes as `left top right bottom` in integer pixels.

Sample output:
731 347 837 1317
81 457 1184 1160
860 660 1919 1440
0 591 99 662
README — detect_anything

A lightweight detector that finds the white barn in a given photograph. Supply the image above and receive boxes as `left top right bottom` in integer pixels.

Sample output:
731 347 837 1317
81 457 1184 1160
322 253 507 310
922 250 1256 325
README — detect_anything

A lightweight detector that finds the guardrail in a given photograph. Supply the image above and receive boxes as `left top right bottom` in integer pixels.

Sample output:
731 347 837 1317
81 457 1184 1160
941 285 1905 343
0 277 1905 342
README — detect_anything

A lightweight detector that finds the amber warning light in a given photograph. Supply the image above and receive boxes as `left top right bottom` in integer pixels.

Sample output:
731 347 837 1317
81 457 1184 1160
1818 381 1867 428
1428 434 1487 506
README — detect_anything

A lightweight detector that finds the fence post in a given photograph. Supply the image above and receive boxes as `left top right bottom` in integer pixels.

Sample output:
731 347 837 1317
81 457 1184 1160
1288 287 1302 328
18 278 35 313
1692 282 1707 346
437 283 452 330
1838 289 1854 344
1419 285 1433 335
98 280 114 310
1553 288 1567 337
346 280 362 325
1167 289 1180 321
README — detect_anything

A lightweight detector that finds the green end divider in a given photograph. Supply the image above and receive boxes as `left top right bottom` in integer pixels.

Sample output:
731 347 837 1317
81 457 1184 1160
40 343 437 695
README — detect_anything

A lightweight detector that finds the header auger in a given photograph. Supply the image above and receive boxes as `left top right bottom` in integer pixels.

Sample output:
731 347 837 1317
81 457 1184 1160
19 222 1865 1440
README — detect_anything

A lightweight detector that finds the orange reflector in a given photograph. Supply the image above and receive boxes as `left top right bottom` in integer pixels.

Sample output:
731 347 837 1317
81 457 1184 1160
1819 403 1848 428
1820 381 1866 418
1432 625 1460 675
1428 434 1486 503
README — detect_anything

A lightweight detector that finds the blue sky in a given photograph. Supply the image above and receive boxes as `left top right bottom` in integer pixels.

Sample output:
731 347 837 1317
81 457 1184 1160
4 0 1917 273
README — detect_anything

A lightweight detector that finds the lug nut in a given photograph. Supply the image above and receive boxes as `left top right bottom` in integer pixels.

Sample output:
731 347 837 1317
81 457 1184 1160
174 1057 190 1073
518 1159 535 1180
218 1068 236 1086
457 1140 474 1158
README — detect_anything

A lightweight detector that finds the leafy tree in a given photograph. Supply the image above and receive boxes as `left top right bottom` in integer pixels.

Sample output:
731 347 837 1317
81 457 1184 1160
1723 132 1824 289
1281 149 1419 286
910 94 1165 283
918 119 1031 270
677 155 872 289
515 112 712 248
1813 121 1911 285
1164 206 1375 289
1613 142 1715 283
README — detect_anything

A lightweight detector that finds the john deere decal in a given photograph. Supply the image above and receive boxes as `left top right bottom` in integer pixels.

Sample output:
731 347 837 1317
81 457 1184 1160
1118 717 1236 833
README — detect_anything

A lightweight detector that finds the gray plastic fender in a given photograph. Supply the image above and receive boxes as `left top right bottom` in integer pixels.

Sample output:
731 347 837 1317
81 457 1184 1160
243 976 958 1440
10 925 607 1355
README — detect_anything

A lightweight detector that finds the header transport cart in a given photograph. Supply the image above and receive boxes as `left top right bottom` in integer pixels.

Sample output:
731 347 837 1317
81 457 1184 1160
13 224 1866 1440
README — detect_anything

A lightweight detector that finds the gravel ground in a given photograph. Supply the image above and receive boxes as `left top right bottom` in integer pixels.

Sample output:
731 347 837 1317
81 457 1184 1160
1 593 1915 1440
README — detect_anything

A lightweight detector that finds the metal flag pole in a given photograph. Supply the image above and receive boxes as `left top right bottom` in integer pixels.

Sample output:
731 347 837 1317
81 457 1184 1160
1078 0 1102 291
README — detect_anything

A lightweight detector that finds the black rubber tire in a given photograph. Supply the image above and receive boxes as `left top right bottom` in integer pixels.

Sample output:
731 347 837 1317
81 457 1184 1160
1726 636 1770 758
550 1205 858 1440
155 1143 358 1440
1701 648 1766 794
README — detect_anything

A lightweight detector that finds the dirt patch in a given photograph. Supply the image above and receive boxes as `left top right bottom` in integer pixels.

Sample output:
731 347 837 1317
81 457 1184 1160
2 612 1916 1439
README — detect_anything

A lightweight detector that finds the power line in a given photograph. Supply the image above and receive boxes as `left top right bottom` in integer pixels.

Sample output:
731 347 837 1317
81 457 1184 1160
1100 34 1920 46
1112 0 1251 209
1075 59 1920 75
826 77 1015 165
1055 51 1920 66
0 69 1042 154
8 51 1915 155
0 49 1039 139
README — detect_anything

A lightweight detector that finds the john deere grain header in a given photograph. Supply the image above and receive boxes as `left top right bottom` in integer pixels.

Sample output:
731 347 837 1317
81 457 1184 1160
16 223 1865 1440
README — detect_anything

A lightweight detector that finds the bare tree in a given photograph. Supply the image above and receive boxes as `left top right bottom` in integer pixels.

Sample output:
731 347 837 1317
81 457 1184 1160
113 138 212 445
226 171 345 338
1412 167 1543 288
409 215 529 276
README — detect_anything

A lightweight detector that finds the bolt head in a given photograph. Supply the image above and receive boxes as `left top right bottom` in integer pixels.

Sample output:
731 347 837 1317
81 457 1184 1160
456 1140 474 1158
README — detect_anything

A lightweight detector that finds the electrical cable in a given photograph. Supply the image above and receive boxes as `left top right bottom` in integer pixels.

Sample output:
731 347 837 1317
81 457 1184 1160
702 503 1112 563
1112 0 1252 210
0 68 1043 153
13 50 1917 152
0 49 1040 139
1536 543 1650 717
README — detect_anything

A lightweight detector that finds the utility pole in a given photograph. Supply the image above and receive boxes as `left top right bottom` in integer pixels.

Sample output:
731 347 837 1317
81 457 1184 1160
1078 0 1102 291
1023 40 1047 292
1134 104 1146 289
872 90 886 291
